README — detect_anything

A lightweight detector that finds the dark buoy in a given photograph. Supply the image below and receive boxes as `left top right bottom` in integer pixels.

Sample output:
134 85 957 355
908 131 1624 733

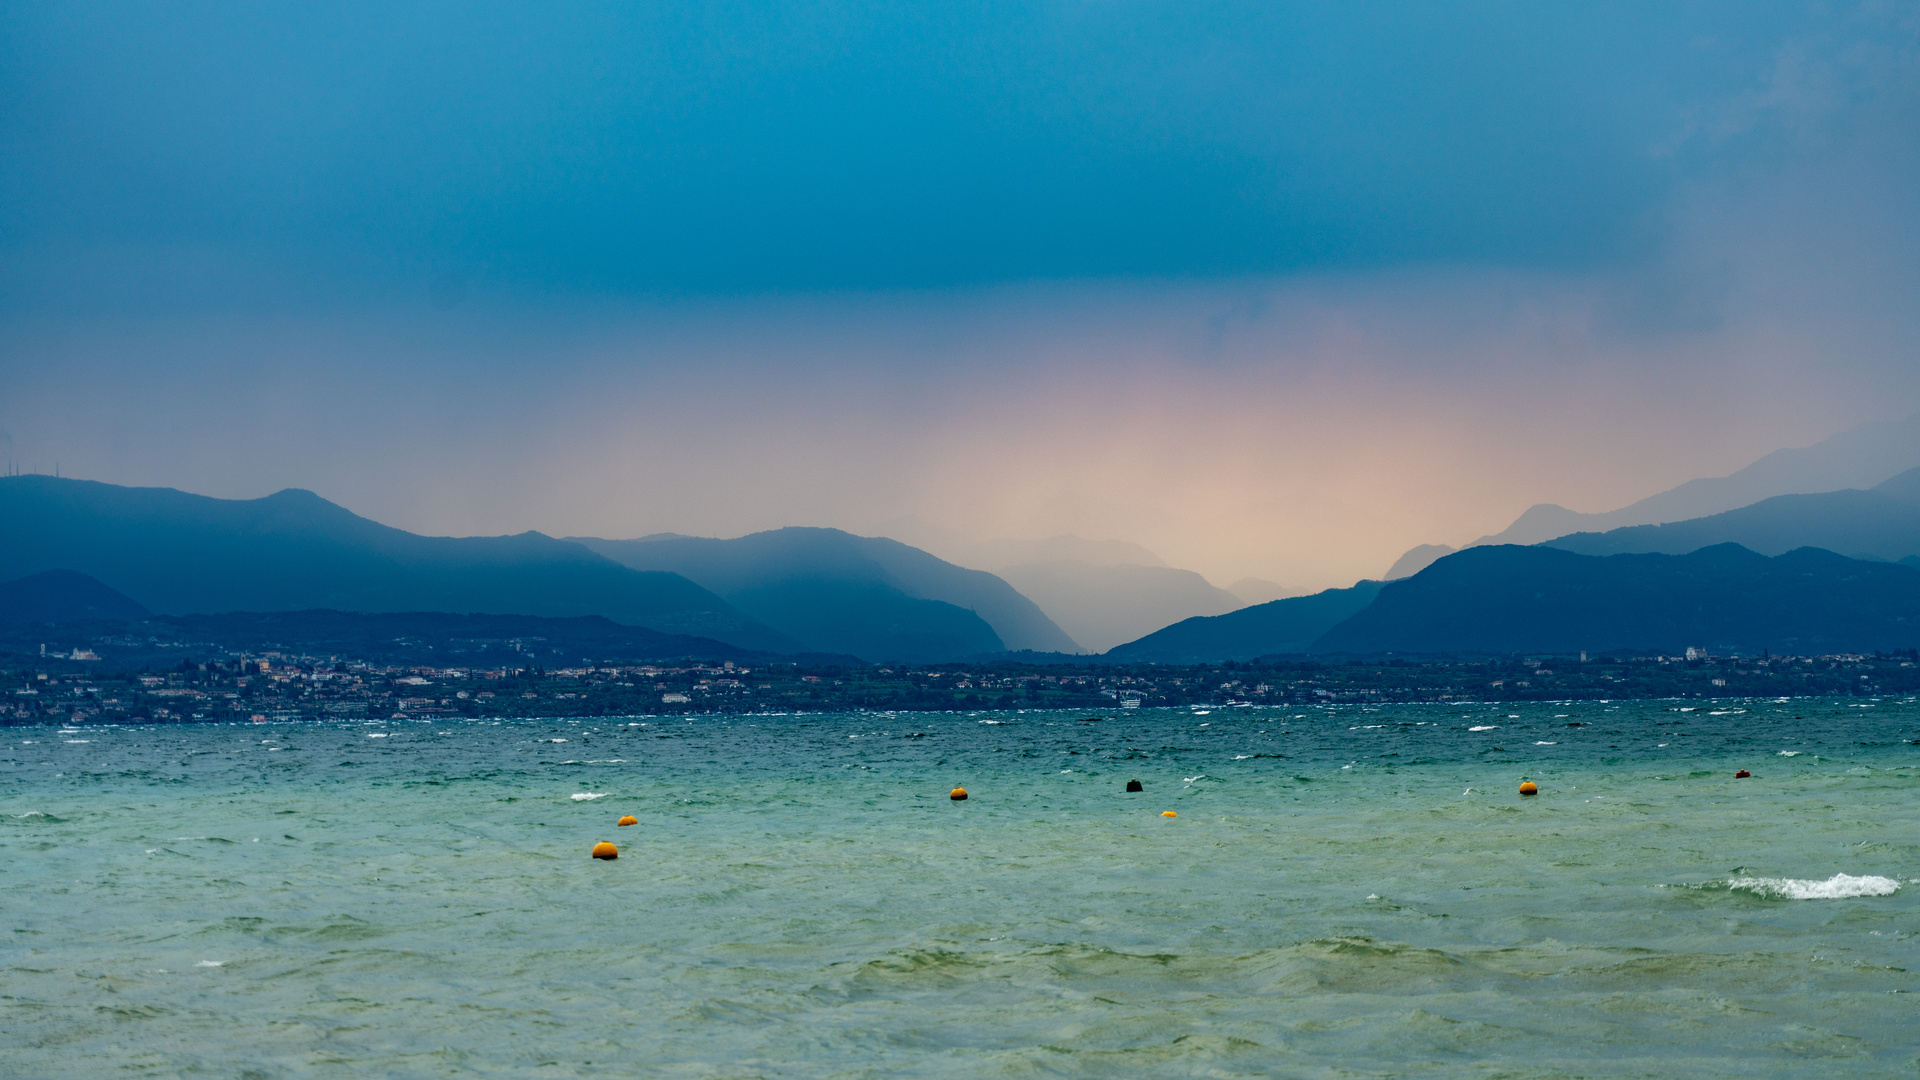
1125 779 1143 792
1735 769 1751 778
949 787 968 801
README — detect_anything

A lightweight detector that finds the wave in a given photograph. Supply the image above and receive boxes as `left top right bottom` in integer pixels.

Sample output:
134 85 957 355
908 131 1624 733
570 792 610 801
1728 874 1899 899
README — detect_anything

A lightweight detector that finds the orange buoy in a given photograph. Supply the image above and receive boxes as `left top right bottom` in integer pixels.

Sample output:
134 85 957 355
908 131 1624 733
591 841 618 860
616 815 638 826
1519 781 1538 796
950 787 968 801
1160 810 1177 818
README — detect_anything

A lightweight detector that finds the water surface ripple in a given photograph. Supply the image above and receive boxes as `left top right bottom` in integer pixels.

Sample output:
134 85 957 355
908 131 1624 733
4 701 1917 1077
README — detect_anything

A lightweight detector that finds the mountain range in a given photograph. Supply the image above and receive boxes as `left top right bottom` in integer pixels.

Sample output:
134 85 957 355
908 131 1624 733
571 528 1077 662
1318 543 1920 657
1127 437 1920 662
20 435 1920 671
873 519 1266 651
1111 543 1920 660
1104 580 1383 663
0 569 151 624
0 476 798 651
0 568 769 666
1384 413 1920 578
1543 466 1920 562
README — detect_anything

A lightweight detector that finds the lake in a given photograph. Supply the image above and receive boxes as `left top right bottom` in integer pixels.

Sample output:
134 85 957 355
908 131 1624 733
4 699 1915 1077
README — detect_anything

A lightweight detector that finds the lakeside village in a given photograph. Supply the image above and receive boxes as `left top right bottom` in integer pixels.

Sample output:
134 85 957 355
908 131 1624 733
8 646 1920 726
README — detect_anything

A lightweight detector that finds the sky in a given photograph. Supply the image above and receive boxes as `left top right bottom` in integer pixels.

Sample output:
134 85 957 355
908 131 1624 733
3 1 1919 588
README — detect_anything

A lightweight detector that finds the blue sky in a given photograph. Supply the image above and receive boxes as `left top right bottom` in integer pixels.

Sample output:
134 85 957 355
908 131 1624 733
3 2 1917 584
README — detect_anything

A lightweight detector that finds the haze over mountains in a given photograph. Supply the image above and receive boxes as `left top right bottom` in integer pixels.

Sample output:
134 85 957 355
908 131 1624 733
1545 467 1920 563
0 476 801 646
571 529 1076 661
1105 421 1920 664
993 563 1243 653
15 411 1920 673
0 476 1091 663
1385 414 1920 579
875 520 1261 653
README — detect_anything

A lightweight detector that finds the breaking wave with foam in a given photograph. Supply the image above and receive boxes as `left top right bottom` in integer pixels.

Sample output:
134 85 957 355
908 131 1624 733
1728 873 1900 899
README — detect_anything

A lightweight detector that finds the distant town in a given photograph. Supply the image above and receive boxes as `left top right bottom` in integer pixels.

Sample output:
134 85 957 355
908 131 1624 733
9 648 1920 726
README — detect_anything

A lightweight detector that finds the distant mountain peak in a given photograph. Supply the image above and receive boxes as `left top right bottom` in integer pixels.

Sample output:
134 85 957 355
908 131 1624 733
0 569 150 624
1473 413 1920 547
1384 544 1456 580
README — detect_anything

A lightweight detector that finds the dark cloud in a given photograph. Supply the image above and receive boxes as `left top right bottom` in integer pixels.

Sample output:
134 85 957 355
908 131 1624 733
3 3 1919 587
0 0 1848 304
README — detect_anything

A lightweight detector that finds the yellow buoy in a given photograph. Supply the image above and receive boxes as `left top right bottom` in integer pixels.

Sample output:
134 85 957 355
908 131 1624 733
1161 810 1178 817
591 841 618 860
1519 781 1538 796
950 787 968 801
616 815 638 827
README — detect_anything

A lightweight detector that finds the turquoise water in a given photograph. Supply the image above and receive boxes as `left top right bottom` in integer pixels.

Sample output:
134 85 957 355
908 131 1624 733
4 701 1917 1078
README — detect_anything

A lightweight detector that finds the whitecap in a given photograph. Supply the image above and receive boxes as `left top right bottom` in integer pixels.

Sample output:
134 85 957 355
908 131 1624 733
65 739 89 743
366 733 389 738
1778 750 1800 756
1729 874 1899 899
570 792 610 801
1469 725 1498 732
1535 741 1556 745
979 719 1005 725
196 960 224 967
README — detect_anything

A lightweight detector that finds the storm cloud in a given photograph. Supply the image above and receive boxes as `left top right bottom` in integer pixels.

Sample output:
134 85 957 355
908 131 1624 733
3 1 1917 586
